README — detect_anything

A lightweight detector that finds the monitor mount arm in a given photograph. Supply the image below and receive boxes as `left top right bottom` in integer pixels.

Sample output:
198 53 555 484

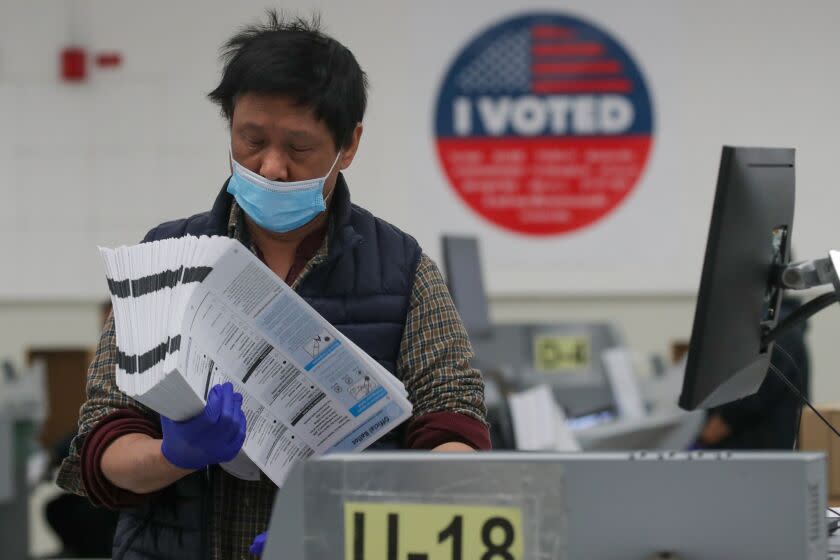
761 252 840 347
779 256 840 291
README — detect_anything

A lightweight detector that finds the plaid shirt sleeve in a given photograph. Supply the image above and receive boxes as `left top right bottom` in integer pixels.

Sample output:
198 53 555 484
56 311 153 496
397 253 487 423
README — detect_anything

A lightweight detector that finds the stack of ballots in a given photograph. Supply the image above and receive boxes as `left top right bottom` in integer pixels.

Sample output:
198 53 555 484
100 235 412 486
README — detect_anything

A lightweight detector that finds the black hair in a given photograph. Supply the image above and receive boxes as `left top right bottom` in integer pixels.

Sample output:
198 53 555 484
208 11 367 149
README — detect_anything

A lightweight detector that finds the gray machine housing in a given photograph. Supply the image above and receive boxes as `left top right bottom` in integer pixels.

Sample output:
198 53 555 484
0 361 46 560
442 235 621 419
263 452 827 560
472 323 621 418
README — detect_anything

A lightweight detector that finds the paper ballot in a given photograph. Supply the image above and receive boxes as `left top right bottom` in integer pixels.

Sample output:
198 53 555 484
100 236 413 487
508 385 580 452
601 347 646 420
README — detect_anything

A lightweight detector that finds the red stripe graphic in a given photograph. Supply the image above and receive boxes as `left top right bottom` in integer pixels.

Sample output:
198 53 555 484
531 25 575 40
532 79 632 93
532 43 604 57
436 136 653 236
532 61 622 75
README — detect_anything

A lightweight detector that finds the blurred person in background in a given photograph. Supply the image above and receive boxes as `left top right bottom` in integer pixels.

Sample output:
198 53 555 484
695 297 809 449
56 12 489 559
44 303 118 558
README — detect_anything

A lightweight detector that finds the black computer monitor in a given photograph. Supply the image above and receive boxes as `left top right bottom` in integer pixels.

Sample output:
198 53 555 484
679 146 795 410
441 235 493 338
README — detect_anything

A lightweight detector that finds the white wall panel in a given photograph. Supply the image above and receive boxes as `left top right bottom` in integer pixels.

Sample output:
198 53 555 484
0 0 838 300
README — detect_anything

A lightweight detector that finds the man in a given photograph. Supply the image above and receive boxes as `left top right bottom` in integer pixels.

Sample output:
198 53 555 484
58 12 489 559
695 297 809 449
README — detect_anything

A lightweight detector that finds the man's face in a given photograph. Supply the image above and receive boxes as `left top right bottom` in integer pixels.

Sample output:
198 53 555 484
229 93 360 196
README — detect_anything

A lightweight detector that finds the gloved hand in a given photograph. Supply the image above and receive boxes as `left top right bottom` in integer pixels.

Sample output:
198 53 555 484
160 382 247 470
249 532 267 556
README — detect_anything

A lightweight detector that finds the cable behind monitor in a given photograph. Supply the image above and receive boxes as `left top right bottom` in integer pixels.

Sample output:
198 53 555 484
771 343 805 450
763 292 839 347
768 360 840 516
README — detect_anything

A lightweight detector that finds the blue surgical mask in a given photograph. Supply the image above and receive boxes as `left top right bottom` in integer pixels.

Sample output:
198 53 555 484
227 151 341 233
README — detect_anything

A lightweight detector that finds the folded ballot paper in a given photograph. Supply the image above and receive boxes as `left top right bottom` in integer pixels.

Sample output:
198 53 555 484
99 235 412 487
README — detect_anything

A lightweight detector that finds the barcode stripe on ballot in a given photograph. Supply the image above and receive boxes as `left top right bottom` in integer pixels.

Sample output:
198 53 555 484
106 266 212 298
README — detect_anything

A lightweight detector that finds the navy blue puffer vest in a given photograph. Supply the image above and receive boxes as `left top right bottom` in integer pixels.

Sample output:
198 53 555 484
112 174 422 559
145 174 421 380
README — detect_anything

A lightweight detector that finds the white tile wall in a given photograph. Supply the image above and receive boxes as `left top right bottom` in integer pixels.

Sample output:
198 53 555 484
0 2 241 298
4 0 840 405
89 80 162 151
15 84 93 150
89 150 157 231
17 153 92 233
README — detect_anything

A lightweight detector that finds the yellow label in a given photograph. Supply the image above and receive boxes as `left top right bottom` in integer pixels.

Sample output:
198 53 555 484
533 335 590 372
344 501 524 560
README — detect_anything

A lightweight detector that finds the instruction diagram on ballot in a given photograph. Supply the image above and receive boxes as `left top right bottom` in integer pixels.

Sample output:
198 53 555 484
347 370 374 399
303 329 333 360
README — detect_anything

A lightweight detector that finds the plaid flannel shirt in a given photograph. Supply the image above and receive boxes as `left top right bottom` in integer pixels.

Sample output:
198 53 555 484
57 202 487 559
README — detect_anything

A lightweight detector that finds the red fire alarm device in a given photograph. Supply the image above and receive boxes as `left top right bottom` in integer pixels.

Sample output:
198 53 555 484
61 47 86 81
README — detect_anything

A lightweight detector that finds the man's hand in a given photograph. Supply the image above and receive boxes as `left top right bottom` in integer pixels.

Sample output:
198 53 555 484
161 382 247 470
699 413 732 446
250 531 267 557
432 442 475 452
101 382 248 494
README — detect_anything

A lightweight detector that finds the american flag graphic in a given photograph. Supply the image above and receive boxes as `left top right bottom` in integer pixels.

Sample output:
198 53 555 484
457 24 633 95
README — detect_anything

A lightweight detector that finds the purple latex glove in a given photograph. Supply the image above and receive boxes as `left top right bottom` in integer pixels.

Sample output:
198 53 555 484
160 382 247 470
249 532 267 556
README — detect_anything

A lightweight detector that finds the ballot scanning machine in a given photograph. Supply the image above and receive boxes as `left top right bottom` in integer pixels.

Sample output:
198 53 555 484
441 235 703 451
441 235 619 420
263 452 827 560
261 147 840 559
0 360 47 560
